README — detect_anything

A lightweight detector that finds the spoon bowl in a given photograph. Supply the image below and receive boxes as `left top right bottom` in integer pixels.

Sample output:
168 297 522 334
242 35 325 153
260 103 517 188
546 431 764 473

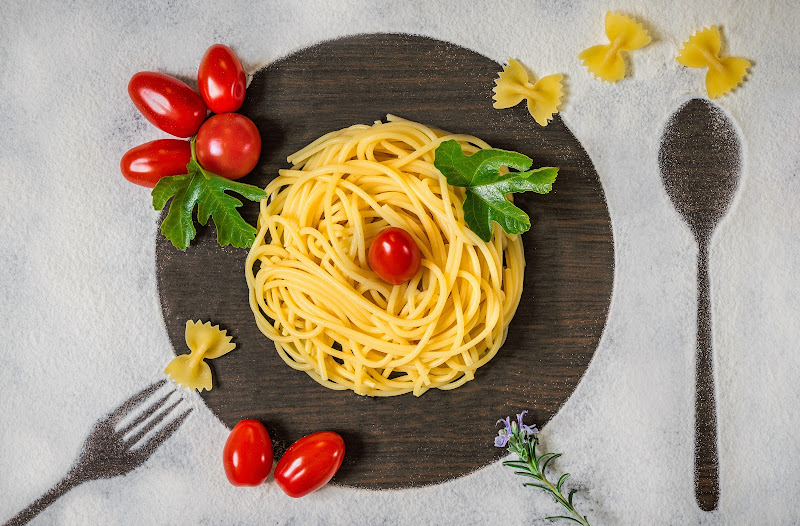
660 99 741 244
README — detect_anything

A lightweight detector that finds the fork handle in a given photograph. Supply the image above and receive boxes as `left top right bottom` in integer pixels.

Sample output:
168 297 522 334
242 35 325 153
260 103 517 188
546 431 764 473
695 240 719 511
3 470 84 526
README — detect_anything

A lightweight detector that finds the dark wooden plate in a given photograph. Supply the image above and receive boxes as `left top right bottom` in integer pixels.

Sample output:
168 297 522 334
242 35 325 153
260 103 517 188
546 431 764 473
156 33 614 489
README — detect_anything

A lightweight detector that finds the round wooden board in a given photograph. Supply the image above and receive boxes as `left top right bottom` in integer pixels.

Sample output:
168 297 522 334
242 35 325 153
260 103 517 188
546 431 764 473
156 33 614 489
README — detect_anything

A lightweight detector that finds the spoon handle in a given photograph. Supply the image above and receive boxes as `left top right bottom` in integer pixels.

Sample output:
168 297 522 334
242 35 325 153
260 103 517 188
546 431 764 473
695 240 719 510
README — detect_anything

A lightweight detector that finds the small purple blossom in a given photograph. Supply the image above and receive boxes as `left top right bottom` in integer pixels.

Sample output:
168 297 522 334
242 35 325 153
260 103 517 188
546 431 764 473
494 432 511 448
494 416 513 447
516 410 539 437
495 411 540 448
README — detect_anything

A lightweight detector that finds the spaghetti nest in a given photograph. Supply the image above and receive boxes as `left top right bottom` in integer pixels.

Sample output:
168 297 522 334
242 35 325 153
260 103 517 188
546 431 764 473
246 116 525 396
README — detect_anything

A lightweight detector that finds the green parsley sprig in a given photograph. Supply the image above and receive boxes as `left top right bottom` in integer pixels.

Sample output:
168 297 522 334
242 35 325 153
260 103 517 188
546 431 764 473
496 411 591 525
433 140 557 241
151 138 267 250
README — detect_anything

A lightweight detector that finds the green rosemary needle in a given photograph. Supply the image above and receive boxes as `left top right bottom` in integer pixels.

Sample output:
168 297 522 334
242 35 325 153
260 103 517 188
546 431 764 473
495 411 591 526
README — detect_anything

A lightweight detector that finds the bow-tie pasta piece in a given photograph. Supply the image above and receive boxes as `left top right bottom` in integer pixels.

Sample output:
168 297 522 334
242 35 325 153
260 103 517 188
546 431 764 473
492 59 564 126
164 320 236 391
579 12 651 82
677 26 750 99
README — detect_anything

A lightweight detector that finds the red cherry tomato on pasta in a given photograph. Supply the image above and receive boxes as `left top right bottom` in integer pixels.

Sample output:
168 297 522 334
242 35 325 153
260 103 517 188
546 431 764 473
195 113 261 179
128 72 207 138
198 44 247 113
368 227 422 285
120 139 191 188
274 431 345 498
222 419 274 487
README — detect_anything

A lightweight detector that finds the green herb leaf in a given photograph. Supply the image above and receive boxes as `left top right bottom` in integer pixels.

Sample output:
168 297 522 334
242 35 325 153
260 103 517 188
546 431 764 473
545 516 584 524
524 483 551 491
496 411 591 526
568 489 577 507
556 472 571 492
152 158 266 250
434 139 557 241
540 452 563 473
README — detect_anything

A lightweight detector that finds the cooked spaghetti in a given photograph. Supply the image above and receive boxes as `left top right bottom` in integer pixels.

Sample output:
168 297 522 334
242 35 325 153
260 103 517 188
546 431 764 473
245 116 525 396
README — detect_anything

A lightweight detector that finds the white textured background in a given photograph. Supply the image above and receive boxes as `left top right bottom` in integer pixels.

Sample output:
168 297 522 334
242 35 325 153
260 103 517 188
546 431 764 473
1 1 799 524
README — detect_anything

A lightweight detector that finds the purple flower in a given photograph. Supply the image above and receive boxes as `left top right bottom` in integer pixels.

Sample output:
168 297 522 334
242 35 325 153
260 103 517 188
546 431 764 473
495 416 513 447
516 410 539 437
494 432 511 448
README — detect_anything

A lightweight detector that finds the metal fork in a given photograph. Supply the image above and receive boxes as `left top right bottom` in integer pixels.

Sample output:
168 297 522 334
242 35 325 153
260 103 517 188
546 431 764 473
4 380 192 526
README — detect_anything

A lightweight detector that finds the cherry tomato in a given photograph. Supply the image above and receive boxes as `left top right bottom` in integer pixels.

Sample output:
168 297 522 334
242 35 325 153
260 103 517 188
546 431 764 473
222 419 274 487
120 139 191 188
274 431 345 498
128 72 207 138
195 113 261 179
368 227 422 285
198 44 247 113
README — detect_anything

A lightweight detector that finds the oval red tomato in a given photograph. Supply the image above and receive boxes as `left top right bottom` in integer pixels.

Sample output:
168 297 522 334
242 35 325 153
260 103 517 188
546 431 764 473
195 113 261 179
368 227 422 285
128 72 207 138
274 431 345 498
198 44 247 113
222 419 274 487
120 139 191 188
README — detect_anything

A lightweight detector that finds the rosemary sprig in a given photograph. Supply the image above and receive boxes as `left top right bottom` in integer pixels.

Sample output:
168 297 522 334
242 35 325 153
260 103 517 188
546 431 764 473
495 411 591 526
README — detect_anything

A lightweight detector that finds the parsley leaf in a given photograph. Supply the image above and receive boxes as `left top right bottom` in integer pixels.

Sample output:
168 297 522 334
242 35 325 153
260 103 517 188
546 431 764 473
434 139 557 242
152 158 266 250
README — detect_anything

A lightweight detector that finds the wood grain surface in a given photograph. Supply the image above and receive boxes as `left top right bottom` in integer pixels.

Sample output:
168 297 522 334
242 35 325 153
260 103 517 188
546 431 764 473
156 34 614 489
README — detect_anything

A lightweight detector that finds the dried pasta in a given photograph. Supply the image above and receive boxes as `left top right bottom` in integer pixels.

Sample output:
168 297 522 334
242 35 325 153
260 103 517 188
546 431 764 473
164 320 236 391
579 11 651 83
677 26 750 99
492 59 564 126
246 116 525 397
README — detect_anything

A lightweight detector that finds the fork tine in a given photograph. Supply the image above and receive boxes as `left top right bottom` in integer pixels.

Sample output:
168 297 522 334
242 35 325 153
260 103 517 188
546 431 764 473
134 407 194 455
107 379 168 425
117 391 175 436
125 399 184 447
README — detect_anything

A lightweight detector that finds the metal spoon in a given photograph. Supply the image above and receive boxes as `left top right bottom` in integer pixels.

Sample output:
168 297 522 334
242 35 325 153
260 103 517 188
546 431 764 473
658 98 741 511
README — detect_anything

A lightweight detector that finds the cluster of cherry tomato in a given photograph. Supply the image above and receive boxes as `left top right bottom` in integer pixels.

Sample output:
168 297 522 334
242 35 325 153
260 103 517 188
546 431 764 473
121 44 261 187
223 420 345 498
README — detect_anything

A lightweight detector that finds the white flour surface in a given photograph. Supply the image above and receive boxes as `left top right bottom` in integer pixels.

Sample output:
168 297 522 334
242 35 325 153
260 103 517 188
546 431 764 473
1 1 799 524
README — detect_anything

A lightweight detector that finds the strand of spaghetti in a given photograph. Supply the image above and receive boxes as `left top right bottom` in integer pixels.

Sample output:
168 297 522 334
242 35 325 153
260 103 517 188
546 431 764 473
246 117 525 396
275 247 450 329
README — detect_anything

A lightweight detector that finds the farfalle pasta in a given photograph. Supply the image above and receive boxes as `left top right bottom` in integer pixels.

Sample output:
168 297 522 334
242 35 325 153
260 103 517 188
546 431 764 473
579 12 651 83
164 320 236 391
677 26 750 99
492 59 563 126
